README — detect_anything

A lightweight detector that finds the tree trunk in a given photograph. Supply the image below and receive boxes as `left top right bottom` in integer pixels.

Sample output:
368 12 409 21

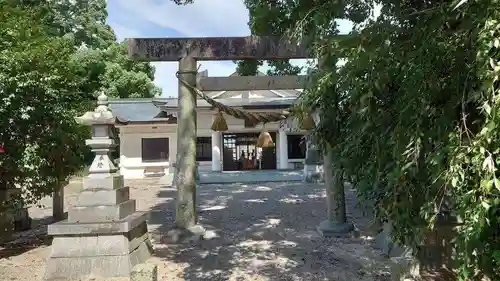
52 181 64 221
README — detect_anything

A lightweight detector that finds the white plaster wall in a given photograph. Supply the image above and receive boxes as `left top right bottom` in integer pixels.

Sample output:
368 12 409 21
116 109 306 179
118 124 177 179
196 112 213 172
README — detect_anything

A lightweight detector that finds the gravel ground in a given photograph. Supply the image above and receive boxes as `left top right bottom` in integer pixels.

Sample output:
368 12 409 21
0 178 391 281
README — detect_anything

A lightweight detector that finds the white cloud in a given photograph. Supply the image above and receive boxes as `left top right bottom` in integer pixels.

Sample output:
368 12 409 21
108 22 139 42
152 61 237 97
114 0 250 37
152 60 314 97
111 0 250 96
109 0 356 96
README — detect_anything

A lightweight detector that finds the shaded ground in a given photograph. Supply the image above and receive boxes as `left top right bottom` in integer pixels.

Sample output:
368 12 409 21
0 177 391 281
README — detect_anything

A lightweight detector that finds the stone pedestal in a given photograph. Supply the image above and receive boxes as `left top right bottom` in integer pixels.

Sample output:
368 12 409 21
316 146 354 237
44 93 152 280
45 210 152 280
374 221 408 257
303 145 323 183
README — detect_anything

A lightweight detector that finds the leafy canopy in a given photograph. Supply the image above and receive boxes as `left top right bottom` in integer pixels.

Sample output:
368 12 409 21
173 0 500 279
246 0 500 279
0 5 88 207
0 0 161 210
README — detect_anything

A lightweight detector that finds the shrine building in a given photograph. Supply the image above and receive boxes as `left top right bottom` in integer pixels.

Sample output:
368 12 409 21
109 71 307 179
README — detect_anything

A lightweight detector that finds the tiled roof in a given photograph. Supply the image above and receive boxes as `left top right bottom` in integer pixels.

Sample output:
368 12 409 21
204 71 302 99
108 69 301 123
108 96 297 123
108 98 166 122
153 97 297 109
209 89 299 99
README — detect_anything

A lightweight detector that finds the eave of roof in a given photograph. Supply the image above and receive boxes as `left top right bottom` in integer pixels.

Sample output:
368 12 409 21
108 96 298 123
108 98 170 123
153 97 297 110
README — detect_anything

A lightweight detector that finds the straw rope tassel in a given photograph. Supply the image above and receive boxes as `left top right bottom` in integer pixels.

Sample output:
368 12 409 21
300 113 316 131
211 111 228 132
256 123 274 148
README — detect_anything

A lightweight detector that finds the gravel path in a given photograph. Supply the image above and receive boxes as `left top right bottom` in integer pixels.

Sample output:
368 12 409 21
0 178 391 281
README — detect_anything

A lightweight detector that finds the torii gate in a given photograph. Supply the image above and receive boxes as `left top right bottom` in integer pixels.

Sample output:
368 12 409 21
127 35 353 238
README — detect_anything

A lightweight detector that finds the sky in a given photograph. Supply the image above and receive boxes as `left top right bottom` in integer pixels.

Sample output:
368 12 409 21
106 0 355 97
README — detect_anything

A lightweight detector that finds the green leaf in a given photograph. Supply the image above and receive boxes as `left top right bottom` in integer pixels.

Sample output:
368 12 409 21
481 201 491 210
494 178 500 192
452 0 468 10
482 156 494 171
483 103 492 115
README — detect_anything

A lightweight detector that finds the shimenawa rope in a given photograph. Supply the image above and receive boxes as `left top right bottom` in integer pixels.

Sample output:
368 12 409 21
175 71 291 125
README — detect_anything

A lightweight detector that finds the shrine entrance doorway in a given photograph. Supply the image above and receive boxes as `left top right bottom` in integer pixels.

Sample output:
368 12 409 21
222 132 277 171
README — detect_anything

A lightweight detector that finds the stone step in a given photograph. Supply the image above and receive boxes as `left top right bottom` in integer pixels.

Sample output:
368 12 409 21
76 186 130 206
68 199 136 223
50 223 149 257
83 174 124 190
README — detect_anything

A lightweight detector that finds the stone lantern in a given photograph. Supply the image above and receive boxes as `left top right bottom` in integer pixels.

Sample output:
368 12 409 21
303 110 323 183
44 93 152 280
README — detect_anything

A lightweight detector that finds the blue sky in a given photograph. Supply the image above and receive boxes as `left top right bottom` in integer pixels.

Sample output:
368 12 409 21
106 0 354 97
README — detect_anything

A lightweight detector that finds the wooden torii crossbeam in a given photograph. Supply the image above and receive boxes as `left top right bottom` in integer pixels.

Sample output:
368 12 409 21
128 36 310 61
128 35 352 91
128 36 313 91
126 35 353 239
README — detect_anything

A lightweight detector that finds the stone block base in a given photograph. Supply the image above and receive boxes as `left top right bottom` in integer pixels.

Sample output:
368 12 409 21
390 255 420 281
45 239 152 280
374 222 409 257
303 164 323 183
164 224 206 244
316 220 355 238
44 212 152 281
